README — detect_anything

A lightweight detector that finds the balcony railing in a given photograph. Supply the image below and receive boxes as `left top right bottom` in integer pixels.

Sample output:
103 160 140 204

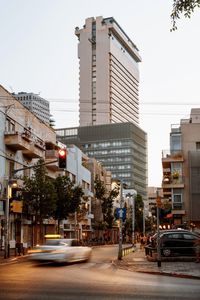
162 175 184 185
162 150 183 159
173 203 185 210
4 131 30 151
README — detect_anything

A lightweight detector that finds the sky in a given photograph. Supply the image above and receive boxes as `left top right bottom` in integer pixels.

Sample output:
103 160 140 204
1 0 200 187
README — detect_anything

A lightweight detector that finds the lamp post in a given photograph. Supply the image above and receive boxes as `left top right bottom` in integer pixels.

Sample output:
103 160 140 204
143 202 145 237
4 179 17 259
118 181 123 260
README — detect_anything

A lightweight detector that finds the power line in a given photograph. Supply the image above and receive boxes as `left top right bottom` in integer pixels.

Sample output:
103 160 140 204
1 95 200 105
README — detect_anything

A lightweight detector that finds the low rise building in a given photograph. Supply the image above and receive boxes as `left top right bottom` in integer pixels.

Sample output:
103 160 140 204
162 108 200 229
0 85 58 250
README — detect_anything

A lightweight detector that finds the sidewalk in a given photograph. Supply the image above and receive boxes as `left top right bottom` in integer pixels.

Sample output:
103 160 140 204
0 248 27 265
114 244 200 279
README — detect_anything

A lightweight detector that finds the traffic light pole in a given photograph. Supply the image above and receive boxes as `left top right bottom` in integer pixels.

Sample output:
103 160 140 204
118 181 123 260
4 181 11 258
156 190 161 267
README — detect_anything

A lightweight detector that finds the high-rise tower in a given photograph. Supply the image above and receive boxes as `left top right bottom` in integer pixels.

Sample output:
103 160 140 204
75 16 142 126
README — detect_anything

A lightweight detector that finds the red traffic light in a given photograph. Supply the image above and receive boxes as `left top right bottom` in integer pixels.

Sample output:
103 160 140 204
58 149 66 157
58 148 67 169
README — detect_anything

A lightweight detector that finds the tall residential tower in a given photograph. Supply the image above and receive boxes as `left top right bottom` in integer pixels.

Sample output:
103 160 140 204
75 16 142 126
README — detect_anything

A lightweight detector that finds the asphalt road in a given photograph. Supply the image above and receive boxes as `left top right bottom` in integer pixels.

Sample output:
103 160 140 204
0 245 200 300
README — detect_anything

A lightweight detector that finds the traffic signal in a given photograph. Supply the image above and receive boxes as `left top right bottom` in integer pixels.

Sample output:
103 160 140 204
58 148 67 169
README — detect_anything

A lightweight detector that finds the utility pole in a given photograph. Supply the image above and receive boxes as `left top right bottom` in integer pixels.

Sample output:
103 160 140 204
4 182 11 259
4 179 17 259
143 202 145 237
118 181 123 260
131 195 135 245
156 190 161 267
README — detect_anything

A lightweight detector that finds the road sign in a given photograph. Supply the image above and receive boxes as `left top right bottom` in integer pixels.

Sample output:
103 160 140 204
116 208 126 221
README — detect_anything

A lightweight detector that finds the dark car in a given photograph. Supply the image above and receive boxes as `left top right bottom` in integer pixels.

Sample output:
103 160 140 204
149 229 200 257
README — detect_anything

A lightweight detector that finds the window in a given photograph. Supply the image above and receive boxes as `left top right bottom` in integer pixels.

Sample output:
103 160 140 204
196 142 200 150
173 194 182 203
5 118 15 132
167 233 182 239
170 134 181 150
64 224 70 230
183 234 195 240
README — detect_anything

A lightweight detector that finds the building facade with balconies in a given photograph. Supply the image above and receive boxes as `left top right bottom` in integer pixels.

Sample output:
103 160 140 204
61 145 93 241
162 109 200 228
0 84 58 250
75 16 141 127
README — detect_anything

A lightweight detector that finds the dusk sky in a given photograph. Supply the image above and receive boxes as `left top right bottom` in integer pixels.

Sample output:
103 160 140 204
1 0 200 187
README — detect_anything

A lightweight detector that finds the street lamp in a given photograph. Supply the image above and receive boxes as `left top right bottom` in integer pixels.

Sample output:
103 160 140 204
4 179 17 259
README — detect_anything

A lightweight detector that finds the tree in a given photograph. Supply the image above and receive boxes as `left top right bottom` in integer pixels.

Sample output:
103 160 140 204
171 0 200 31
22 159 57 243
54 175 83 232
102 187 119 228
135 194 144 233
94 176 119 229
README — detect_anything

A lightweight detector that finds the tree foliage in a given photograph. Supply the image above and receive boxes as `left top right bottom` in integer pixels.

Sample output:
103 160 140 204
53 175 83 223
22 159 57 221
94 176 119 229
101 187 119 228
171 0 200 30
134 194 144 233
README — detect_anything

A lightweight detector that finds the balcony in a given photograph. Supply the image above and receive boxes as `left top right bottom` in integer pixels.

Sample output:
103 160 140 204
34 138 46 150
45 150 59 171
162 174 184 188
4 131 30 151
22 143 44 158
172 203 186 215
162 150 184 168
21 129 32 142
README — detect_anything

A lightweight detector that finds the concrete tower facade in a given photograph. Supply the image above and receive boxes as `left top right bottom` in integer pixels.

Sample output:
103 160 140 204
75 16 141 126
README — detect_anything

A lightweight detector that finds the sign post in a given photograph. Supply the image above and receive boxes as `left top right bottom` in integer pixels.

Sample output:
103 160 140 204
156 192 161 267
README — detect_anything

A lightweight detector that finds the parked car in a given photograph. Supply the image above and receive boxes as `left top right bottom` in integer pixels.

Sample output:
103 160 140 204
148 229 200 257
28 238 92 263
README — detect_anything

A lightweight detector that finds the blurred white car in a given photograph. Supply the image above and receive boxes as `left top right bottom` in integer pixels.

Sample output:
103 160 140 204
28 238 92 263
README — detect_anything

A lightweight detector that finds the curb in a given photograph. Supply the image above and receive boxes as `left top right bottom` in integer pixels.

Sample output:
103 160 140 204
0 254 28 265
113 260 200 280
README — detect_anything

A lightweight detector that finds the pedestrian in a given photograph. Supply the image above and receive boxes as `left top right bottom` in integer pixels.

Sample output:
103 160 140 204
194 237 200 263
140 234 144 249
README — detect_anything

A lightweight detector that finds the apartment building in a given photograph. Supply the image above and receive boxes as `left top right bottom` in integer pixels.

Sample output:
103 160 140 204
13 92 50 125
61 145 93 241
75 16 141 126
0 85 58 249
162 108 200 228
